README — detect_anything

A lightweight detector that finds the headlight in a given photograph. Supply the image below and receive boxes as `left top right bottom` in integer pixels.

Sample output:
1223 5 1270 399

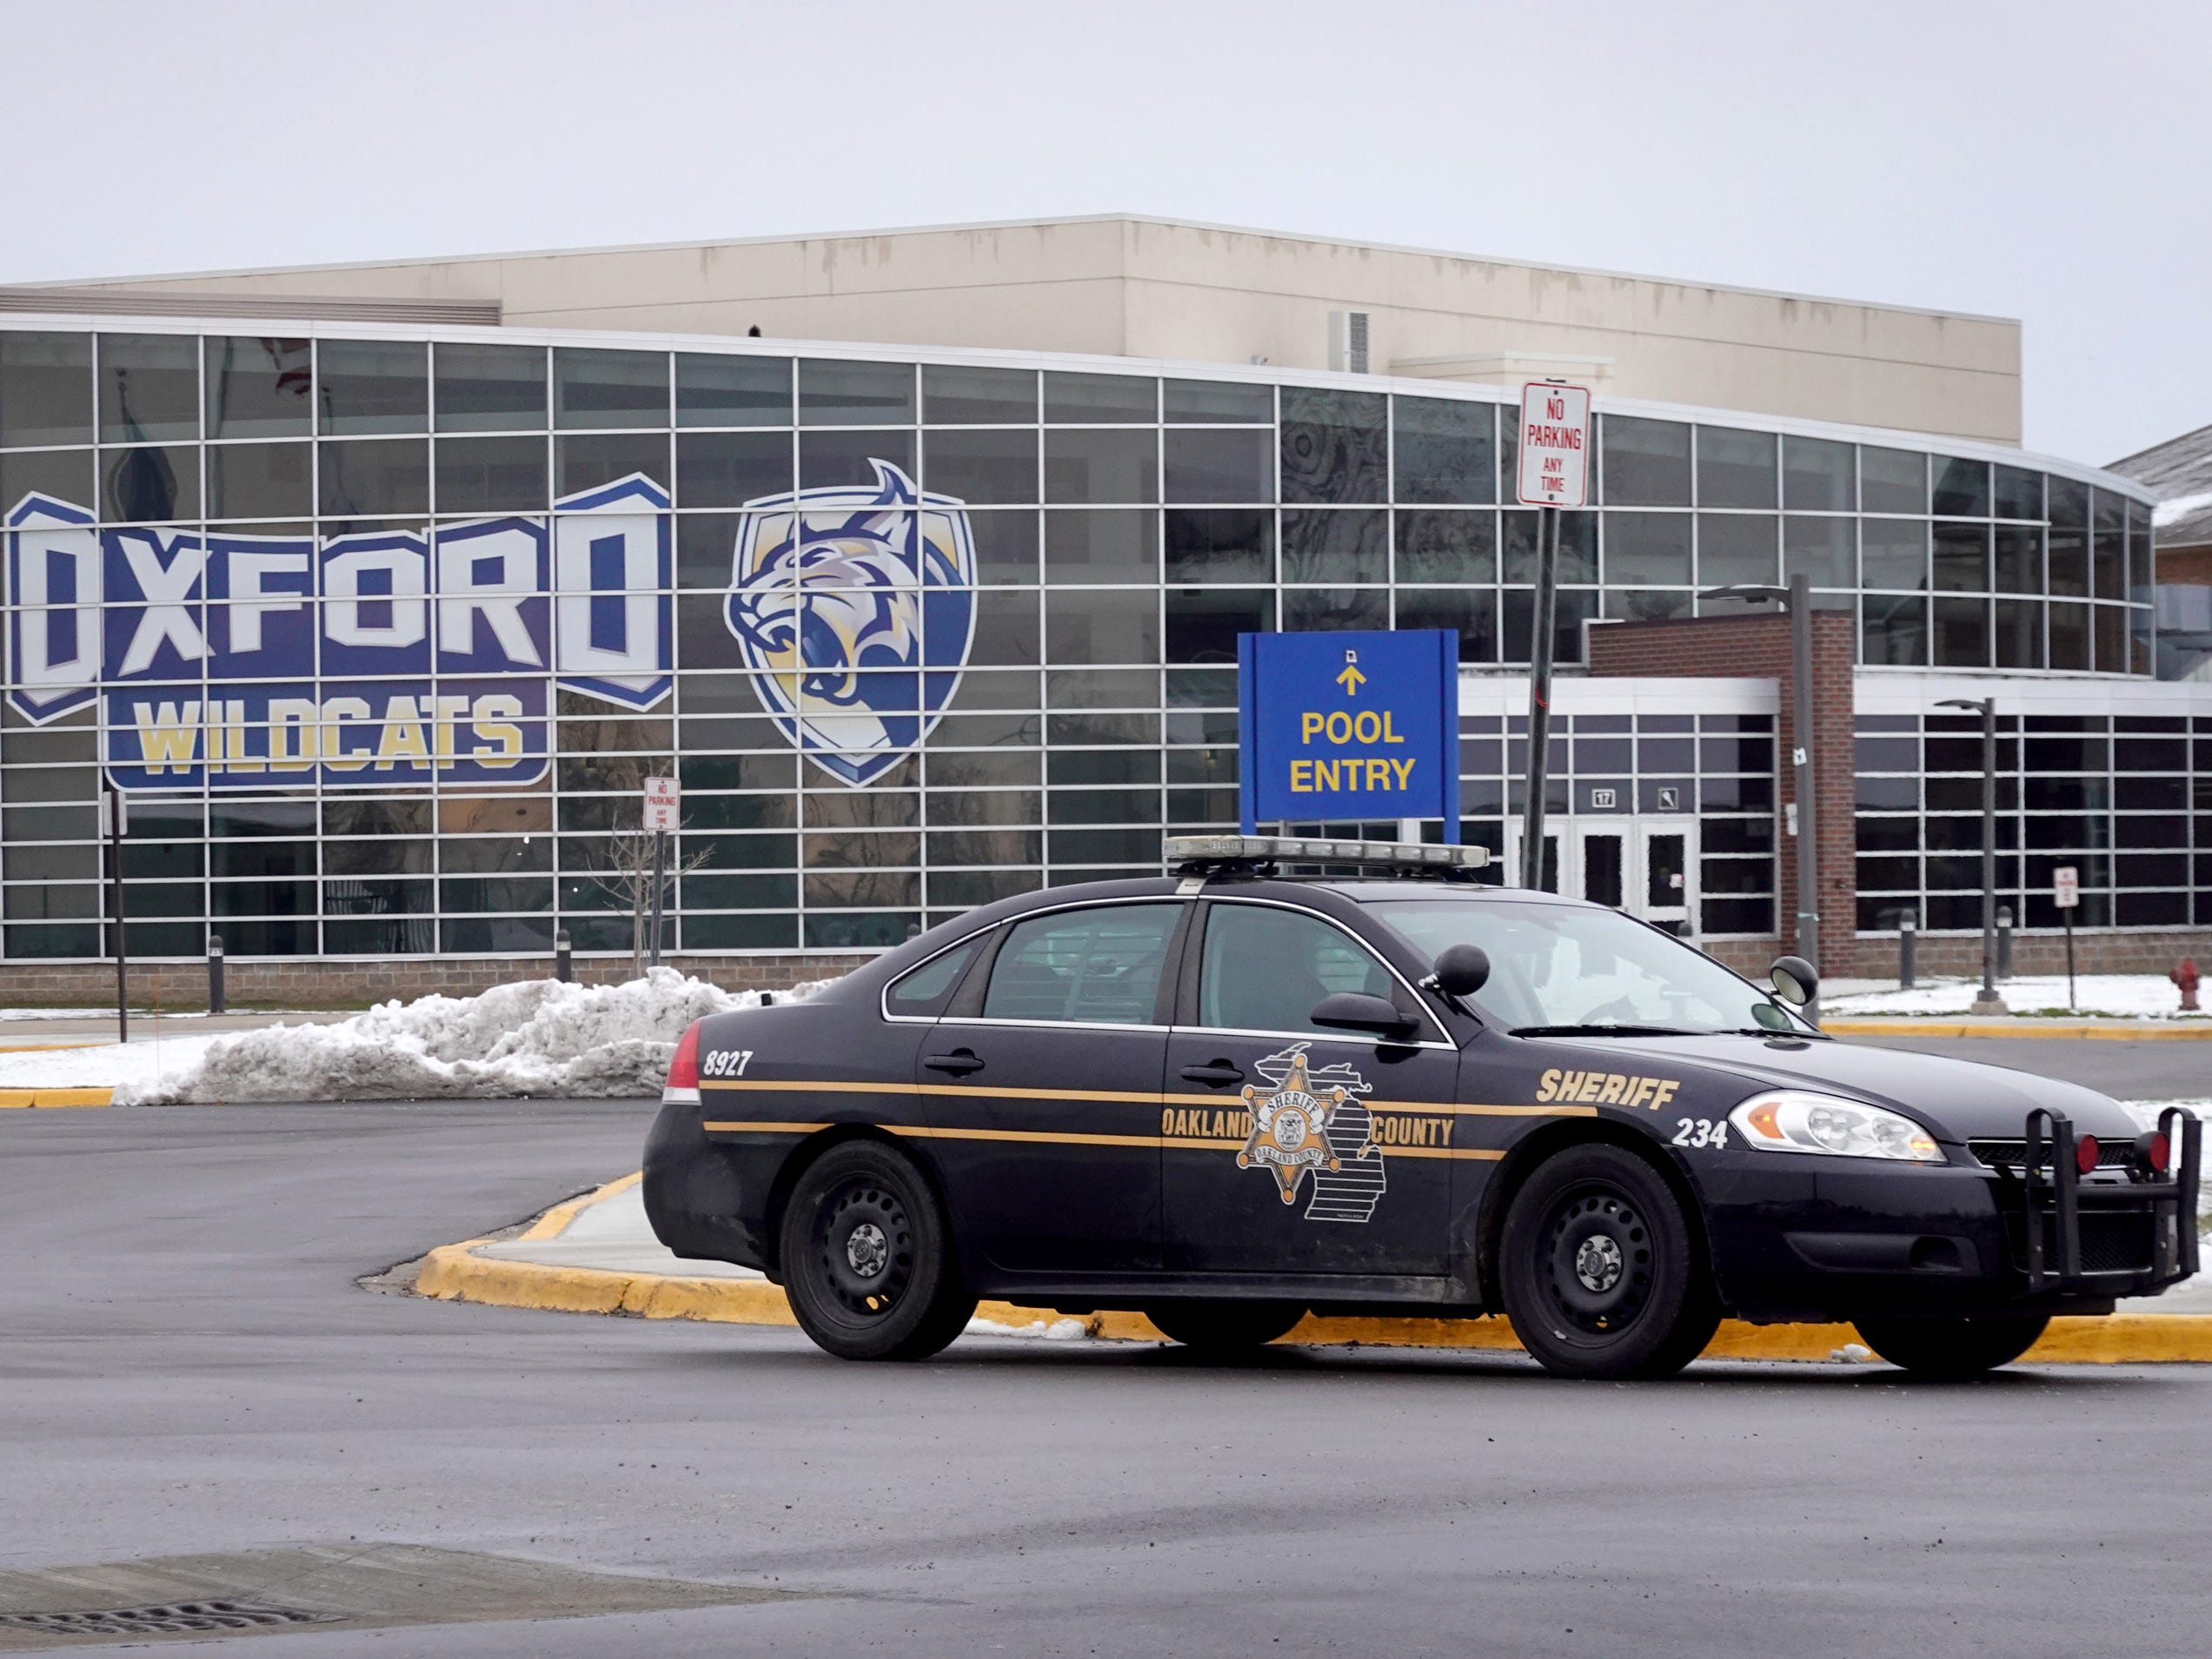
1727 1091 1944 1163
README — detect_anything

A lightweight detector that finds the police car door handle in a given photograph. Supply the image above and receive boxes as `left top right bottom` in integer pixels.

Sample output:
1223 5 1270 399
1180 1060 1245 1087
923 1049 986 1076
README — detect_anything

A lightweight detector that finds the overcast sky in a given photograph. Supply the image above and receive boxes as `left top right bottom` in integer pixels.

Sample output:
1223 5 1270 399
2 0 2202 465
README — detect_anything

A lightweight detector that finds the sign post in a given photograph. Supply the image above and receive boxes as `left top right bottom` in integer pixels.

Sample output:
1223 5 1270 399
102 786 128 1041
2053 865 2079 1011
1516 382 1591 891
1238 629 1458 843
642 776 680 968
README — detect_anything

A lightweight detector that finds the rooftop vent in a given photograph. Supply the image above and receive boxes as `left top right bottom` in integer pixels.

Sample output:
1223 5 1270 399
1328 309 1370 374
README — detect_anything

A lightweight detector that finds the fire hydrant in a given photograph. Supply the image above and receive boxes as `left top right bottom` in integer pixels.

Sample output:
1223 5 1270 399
2175 958 2202 1012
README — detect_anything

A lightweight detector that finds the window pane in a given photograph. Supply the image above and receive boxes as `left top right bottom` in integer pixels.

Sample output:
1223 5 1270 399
435 435 547 514
102 445 198 521
1931 456 1990 517
1993 525 2041 594
799 359 913 425
1932 596 1989 666
1860 447 1926 514
923 428 1035 503
922 363 1035 425
1046 588 1159 664
676 430 792 508
1164 378 1270 423
1 330 93 448
1166 587 1271 662
2047 475 2089 528
1933 523 1989 591
1046 508 1157 584
1045 428 1156 503
1995 464 2042 520
1283 586 1388 631
1697 514 1778 586
1863 594 1927 665
319 438 429 517
1782 435 1852 512
676 354 791 427
1280 386 1387 504
1042 372 1154 424
435 342 546 433
981 902 1179 1023
1164 427 1269 502
97 333 196 444
208 441 311 518
1696 428 1776 508
317 339 427 435
1861 520 1928 589
556 432 667 495
1393 395 1495 504
1199 903 1392 1033
1604 511 1691 584
887 936 982 1013
1395 587 1498 661
554 348 668 429
1281 509 1386 583
1164 508 1270 581
205 336 310 438
1505 509 1596 583
1395 509 1496 583
0 448 91 505
1995 598 2043 668
1599 415 1690 506
1783 515 1851 587
800 429 913 490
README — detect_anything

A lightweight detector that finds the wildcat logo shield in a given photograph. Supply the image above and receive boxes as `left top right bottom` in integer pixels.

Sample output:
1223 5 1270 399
1237 1045 1387 1223
722 460 976 787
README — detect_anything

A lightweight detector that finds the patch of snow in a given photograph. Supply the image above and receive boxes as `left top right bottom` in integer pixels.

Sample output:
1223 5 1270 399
2152 487 2212 528
965 1315 1093 1342
1824 974 2203 1020
101 967 838 1105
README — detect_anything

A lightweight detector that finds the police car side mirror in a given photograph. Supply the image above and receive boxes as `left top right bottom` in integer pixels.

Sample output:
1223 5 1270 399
1431 944 1491 999
1769 956 1818 1007
1311 992 1418 1039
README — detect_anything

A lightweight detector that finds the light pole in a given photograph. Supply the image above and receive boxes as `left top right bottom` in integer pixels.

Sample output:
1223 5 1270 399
1937 695 2006 1016
1699 574 1817 1018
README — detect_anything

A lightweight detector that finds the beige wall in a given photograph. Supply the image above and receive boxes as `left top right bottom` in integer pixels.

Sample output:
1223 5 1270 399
36 215 2022 441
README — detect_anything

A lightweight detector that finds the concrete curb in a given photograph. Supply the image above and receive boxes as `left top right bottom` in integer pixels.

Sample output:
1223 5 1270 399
0 1086 114 1108
1824 1019 2212 1039
412 1175 2212 1364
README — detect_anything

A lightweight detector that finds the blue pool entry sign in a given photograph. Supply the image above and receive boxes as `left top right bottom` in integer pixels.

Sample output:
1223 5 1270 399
1238 629 1458 842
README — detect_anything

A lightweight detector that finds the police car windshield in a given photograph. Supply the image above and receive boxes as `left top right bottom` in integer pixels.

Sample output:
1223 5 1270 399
1369 900 1805 1038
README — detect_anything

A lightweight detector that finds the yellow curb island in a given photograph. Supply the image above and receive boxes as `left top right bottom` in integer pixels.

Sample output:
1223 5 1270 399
0 1086 115 1108
413 1176 2212 1365
1823 1019 2212 1039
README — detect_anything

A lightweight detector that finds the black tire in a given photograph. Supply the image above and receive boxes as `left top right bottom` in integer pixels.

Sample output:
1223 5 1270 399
1499 1143 1720 1380
1852 1315 2049 1378
1144 1300 1306 1353
778 1140 975 1361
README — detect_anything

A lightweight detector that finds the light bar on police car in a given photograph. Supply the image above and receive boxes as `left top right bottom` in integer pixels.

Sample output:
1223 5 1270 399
1166 835 1490 872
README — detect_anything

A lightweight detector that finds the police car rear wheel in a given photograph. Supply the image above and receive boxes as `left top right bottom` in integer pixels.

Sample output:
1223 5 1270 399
1144 1301 1305 1354
1851 1315 2049 1378
780 1142 975 1361
1500 1145 1719 1381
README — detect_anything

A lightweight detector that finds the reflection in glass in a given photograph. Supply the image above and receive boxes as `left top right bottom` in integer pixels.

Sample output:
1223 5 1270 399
208 441 312 518
1931 456 1990 517
1166 587 1271 662
0 448 92 505
1783 516 1852 587
435 342 547 432
1860 519 1929 589
967 508 1040 584
922 428 1036 503
800 429 914 490
102 445 197 521
1503 588 1596 666
1165 508 1270 581
205 336 310 438
1 332 92 448
1782 435 1852 511
2047 474 2089 528
1395 510 1496 584
556 432 668 494
1163 427 1269 502
1697 514 1778 586
1860 447 1926 514
1932 523 1989 591
1044 428 1156 503
677 431 791 508
1598 415 1691 506
1279 386 1386 504
1283 586 1387 632
1932 596 1989 666
1504 510 1596 582
1995 598 2043 668
317 339 427 435
799 359 914 426
1602 511 1691 584
1280 509 1386 582
319 438 428 517
1394 396 1495 504
1993 525 2041 593
677 354 791 427
435 435 548 514
1046 508 1158 584
1042 372 1155 424
922 363 1035 424
1862 594 1927 665
97 333 196 443
1395 587 1498 660
1995 464 2042 520
1046 589 1159 664
555 348 668 429
1164 379 1271 423
1696 427 1776 508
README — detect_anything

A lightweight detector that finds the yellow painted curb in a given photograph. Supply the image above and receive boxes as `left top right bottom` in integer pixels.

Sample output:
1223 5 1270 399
518 1171 644 1240
0 1041 110 1053
1826 1019 2212 1039
413 1195 2212 1364
0 1086 115 1108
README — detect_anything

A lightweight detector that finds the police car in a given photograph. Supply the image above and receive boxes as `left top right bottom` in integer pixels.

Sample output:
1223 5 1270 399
643 837 2200 1380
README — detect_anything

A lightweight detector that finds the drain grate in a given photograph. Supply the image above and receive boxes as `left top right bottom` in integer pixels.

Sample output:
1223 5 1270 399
0 1600 339 1637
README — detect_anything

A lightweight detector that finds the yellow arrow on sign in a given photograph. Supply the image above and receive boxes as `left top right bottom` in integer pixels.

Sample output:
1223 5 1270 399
1336 663 1366 694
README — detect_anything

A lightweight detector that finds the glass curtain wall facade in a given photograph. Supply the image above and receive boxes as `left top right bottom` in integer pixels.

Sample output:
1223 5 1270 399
0 322 2167 962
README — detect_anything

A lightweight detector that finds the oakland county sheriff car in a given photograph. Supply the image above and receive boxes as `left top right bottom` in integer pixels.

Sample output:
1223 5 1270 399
643 837 2200 1380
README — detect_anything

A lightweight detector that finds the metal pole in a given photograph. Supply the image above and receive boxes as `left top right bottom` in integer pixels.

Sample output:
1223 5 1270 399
1996 904 2014 980
2064 911 2076 1012
106 786 128 1044
208 933 226 1015
1898 912 1916 990
647 829 668 969
1519 504 1560 891
555 926 573 984
1980 700 1997 1004
1788 572 1818 1023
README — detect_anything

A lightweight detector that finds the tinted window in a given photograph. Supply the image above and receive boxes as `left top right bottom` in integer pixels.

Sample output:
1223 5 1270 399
981 903 1180 1025
1198 904 1395 1034
887 936 983 1015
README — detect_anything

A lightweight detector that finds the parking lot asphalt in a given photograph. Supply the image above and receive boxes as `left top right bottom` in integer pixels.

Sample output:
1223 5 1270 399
1833 1031 2211 1098
1 1102 2204 1657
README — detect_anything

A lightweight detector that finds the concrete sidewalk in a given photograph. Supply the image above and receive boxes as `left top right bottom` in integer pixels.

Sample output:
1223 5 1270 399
418 1171 2212 1360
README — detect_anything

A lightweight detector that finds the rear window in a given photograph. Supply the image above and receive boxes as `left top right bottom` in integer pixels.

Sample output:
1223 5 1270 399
980 903 1181 1025
885 936 983 1017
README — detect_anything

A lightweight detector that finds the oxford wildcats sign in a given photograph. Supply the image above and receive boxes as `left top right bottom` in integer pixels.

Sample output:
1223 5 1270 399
723 460 977 786
4 474 672 789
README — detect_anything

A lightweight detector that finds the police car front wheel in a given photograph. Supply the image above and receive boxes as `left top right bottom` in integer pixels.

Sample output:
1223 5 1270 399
779 1141 976 1362
1499 1144 1720 1381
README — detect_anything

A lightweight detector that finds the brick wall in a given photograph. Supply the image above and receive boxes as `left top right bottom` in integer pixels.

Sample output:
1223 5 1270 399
0 952 876 1011
1837 928 2207 983
1587 610 1857 977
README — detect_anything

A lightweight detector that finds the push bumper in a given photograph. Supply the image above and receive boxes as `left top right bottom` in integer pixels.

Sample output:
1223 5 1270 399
1704 1106 2201 1322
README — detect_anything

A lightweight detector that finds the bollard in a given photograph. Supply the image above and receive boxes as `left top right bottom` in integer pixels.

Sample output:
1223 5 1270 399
207 933 226 1014
1897 914 1916 991
2175 958 2201 1013
1996 905 2014 980
554 927 573 984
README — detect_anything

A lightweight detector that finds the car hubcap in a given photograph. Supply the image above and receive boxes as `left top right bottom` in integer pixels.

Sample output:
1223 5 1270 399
814 1180 914 1320
1541 1187 1653 1337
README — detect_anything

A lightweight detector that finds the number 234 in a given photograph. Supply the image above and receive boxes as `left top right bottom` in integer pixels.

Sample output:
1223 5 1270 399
1672 1118 1728 1149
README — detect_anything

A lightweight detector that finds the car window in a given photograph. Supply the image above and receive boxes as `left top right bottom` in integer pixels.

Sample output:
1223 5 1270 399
980 903 1181 1025
885 935 984 1017
1197 903 1398 1035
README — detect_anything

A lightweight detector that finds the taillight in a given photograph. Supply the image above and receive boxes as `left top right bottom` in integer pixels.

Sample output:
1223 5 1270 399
2133 1130 2171 1177
2074 1134 2100 1175
665 1020 702 1096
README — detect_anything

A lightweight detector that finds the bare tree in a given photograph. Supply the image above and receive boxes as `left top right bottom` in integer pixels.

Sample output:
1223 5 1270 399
581 826 714 979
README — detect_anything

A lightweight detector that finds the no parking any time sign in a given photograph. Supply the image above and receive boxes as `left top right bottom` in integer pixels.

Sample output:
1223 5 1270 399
1518 382 1591 508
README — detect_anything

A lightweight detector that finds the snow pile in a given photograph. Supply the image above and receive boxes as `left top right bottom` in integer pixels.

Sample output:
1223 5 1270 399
115 967 837 1105
1824 974 2205 1020
964 1314 1092 1342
